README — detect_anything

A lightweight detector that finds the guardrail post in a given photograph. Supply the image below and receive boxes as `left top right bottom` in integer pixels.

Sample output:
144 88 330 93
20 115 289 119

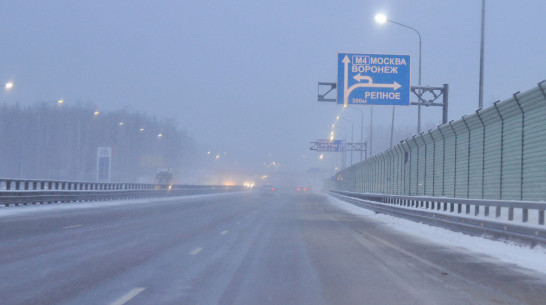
508 207 514 221
513 92 525 201
484 205 489 216
411 136 420 195
428 130 436 196
476 110 486 199
405 140 412 196
475 205 479 216
461 116 471 198
522 208 528 223
496 206 501 218
539 210 544 225
437 128 446 196
493 102 504 200
448 122 458 198
400 143 407 195
419 133 427 196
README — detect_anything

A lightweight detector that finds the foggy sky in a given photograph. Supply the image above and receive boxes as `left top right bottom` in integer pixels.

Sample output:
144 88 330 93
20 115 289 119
0 0 544 176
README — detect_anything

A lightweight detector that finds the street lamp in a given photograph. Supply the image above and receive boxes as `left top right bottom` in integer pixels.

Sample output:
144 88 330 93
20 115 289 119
375 13 423 133
5 82 13 90
349 106 365 160
334 125 347 169
340 118 354 166
478 0 486 109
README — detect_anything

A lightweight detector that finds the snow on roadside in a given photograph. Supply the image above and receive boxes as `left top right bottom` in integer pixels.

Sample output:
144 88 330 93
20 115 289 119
328 195 546 275
0 192 242 218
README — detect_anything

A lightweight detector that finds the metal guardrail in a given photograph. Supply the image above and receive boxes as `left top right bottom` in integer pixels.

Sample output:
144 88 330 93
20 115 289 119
0 178 245 207
330 190 546 246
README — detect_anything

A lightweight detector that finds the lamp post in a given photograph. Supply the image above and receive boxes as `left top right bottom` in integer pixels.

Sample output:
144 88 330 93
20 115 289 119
335 126 347 169
375 14 423 133
349 106 365 160
340 118 354 166
478 0 486 109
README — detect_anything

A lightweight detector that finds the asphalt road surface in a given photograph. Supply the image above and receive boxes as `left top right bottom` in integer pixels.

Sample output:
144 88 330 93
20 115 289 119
1 191 545 305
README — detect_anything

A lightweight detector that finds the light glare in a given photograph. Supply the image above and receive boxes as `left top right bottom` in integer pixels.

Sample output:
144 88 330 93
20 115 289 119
375 14 387 24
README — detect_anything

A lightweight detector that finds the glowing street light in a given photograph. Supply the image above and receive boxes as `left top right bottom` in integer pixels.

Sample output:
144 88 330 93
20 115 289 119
374 13 387 24
5 82 13 90
93 111 100 117
375 13 423 133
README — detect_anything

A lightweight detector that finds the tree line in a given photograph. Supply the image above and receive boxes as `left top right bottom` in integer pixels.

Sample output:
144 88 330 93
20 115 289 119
0 102 197 182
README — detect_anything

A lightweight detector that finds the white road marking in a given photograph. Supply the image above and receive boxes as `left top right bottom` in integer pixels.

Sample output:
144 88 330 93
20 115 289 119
220 230 229 235
63 224 83 229
189 247 203 255
110 287 145 305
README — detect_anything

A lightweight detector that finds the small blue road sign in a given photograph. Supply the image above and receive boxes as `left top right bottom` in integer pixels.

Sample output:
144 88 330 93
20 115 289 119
316 139 346 152
337 53 410 106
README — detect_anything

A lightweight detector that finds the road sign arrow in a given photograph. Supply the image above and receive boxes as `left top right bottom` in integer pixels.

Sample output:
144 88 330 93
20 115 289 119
348 80 401 94
342 55 350 105
353 73 372 82
352 74 400 90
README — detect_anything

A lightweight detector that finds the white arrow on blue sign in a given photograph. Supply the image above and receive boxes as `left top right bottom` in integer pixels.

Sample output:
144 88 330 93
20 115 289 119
337 53 410 106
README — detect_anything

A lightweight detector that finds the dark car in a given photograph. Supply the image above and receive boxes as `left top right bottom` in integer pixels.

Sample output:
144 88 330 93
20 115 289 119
260 185 277 196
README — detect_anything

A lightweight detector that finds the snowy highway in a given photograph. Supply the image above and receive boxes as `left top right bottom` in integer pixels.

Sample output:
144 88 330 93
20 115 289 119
1 191 545 305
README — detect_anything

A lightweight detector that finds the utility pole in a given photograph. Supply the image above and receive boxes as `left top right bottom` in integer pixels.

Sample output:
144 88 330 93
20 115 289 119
478 0 486 109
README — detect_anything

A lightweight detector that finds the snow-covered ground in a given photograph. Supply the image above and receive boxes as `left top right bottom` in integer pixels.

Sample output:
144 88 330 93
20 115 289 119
333 193 545 228
0 192 242 218
328 195 546 275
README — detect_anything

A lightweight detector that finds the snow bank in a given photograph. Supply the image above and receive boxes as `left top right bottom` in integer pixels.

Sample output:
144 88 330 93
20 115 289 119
328 195 546 275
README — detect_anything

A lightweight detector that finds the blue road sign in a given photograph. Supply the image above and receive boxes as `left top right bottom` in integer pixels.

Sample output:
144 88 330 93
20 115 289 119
316 139 346 152
337 53 410 106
